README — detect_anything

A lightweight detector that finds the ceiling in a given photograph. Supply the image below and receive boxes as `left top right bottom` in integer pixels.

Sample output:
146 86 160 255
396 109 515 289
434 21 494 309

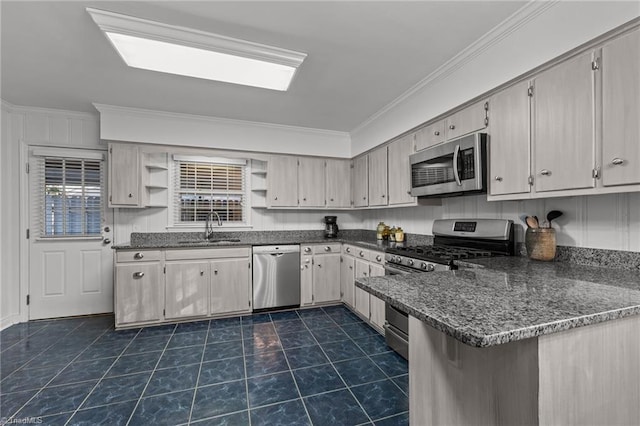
1 1 527 132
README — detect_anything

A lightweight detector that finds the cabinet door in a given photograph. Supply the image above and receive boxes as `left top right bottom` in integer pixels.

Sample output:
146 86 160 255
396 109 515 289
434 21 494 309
352 156 368 207
489 81 532 196
299 157 325 207
602 29 640 187
165 261 209 320
267 155 298 207
416 120 446 151
369 263 385 277
210 258 251 315
340 255 355 307
369 294 386 330
446 101 487 140
368 147 388 206
313 253 341 304
326 159 351 208
388 135 415 205
533 51 595 192
300 255 313 306
354 259 370 319
109 144 140 207
115 262 162 326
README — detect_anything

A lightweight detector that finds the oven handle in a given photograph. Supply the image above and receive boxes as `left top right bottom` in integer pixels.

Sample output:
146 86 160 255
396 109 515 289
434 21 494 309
384 265 411 275
453 144 462 186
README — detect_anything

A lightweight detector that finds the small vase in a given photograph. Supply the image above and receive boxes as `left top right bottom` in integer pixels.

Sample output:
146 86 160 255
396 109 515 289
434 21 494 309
525 228 556 261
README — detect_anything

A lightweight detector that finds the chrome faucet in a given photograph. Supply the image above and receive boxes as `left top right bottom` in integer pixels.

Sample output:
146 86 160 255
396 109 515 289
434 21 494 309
204 211 222 240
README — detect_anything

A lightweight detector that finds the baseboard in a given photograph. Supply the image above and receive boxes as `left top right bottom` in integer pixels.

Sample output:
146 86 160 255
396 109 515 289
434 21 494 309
0 313 22 331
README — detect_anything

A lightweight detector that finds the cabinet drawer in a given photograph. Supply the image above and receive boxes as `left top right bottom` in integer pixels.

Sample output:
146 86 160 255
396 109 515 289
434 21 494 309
301 245 314 255
311 244 341 255
116 250 162 263
370 250 384 265
166 247 250 260
342 244 358 256
354 248 370 261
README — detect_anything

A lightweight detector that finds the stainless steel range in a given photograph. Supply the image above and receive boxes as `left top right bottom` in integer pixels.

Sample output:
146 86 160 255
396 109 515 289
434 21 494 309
383 218 515 359
384 218 515 275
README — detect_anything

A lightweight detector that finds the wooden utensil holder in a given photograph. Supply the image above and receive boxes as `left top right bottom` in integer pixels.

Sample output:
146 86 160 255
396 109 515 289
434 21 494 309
525 228 556 261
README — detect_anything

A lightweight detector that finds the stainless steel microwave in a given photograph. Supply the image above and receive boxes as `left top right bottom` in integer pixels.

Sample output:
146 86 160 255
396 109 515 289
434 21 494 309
409 133 487 198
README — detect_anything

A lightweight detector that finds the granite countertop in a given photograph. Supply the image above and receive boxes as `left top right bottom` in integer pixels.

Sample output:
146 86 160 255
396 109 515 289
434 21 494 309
356 256 640 348
111 230 429 251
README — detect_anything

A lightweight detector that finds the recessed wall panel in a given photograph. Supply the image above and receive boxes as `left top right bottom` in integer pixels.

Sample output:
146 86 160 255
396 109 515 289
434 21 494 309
43 251 65 296
81 250 102 294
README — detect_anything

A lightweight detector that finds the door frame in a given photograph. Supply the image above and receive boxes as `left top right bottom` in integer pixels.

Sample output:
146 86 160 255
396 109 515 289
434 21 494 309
19 140 111 322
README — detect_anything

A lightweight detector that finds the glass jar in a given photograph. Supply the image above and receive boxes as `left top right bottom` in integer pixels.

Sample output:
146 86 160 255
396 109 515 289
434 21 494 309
376 222 386 240
395 227 405 242
382 225 390 241
389 226 397 242
525 228 556 261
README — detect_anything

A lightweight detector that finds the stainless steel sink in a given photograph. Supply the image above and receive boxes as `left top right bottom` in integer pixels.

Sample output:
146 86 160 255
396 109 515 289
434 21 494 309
177 239 241 245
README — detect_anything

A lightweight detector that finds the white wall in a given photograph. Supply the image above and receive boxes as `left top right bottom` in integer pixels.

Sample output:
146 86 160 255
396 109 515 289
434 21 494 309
96 104 351 158
360 193 640 252
351 1 640 155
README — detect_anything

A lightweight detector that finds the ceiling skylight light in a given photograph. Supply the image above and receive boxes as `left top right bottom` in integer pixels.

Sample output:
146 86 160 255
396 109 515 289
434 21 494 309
86 8 306 91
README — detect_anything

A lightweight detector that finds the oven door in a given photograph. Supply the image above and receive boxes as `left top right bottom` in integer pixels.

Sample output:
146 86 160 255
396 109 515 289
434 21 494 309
385 303 409 360
410 132 487 197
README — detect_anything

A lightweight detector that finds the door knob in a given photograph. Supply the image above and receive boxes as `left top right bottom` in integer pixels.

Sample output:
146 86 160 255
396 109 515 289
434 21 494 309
434 131 440 136
449 124 455 130
103 238 111 244
494 176 503 182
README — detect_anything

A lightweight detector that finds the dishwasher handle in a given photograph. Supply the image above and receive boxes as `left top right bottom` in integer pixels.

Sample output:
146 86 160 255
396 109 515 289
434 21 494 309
270 253 285 257
253 245 300 254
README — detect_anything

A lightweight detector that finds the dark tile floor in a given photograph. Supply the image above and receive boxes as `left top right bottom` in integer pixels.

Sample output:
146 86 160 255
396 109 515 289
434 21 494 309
0 305 409 425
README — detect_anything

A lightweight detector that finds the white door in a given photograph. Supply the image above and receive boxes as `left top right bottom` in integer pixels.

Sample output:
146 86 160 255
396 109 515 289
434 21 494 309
28 147 113 320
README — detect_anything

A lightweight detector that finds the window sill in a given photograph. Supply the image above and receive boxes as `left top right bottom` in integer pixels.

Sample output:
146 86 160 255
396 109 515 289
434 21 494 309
166 224 254 231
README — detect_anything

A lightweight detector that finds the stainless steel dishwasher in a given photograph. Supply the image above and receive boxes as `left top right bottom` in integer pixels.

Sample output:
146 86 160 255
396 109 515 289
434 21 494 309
252 245 301 310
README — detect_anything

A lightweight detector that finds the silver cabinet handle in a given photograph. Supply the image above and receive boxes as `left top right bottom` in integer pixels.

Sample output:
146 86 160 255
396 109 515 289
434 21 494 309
128 193 133 198
214 270 218 275
381 194 385 198
453 144 461 186
274 196 278 200
304 258 311 264
434 131 440 136
200 271 204 276
612 158 624 165
324 246 331 252
376 255 382 261
349 265 353 270
330 198 334 201
449 124 455 130
363 196 366 200
494 176 503 182
346 247 351 253
359 251 365 257
134 252 144 259
540 169 551 176
317 264 322 268
103 238 111 244
363 272 368 276
300 265 305 270
304 247 311 253
133 272 144 279
303 197 307 201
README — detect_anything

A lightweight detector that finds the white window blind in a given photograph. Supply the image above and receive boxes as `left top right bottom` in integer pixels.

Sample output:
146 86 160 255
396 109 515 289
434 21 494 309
174 158 247 225
36 156 103 237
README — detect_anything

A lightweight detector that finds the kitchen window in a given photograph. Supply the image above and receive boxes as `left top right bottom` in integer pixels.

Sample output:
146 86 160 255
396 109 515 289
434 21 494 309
173 155 248 226
34 153 104 238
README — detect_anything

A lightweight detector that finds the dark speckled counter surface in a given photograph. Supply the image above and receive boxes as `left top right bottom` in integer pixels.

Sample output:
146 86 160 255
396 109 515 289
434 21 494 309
356 256 640 347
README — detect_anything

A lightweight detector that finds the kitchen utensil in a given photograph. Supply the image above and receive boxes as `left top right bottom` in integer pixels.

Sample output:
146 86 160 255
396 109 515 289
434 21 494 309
546 210 563 226
519 214 529 227
525 216 539 229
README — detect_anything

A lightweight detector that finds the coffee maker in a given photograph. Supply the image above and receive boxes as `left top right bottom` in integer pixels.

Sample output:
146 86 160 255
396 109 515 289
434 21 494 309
323 216 339 238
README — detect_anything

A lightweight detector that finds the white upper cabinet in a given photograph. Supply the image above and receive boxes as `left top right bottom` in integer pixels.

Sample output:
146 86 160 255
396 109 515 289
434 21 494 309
368 146 388 206
352 155 368 207
446 100 488 140
388 135 415 205
415 120 446 151
267 155 298 207
488 81 531 196
298 157 325 207
326 159 351 208
109 144 140 207
532 50 596 193
601 28 640 187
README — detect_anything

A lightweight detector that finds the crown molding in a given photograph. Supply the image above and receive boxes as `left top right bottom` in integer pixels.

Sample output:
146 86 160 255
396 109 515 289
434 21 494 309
92 103 350 138
86 7 307 68
351 0 559 135
1 99 98 119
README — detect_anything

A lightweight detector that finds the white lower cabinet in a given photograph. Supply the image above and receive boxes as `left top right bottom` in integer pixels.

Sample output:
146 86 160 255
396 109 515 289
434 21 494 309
165 261 209 320
343 245 386 332
210 258 252 315
115 261 163 327
115 247 251 328
300 244 342 306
